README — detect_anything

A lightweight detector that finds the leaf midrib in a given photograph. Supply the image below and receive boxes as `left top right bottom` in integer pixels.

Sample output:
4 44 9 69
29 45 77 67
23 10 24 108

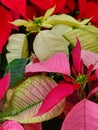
0 100 42 118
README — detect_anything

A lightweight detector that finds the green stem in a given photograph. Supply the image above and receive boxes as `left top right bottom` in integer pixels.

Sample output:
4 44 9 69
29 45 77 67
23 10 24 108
79 83 86 100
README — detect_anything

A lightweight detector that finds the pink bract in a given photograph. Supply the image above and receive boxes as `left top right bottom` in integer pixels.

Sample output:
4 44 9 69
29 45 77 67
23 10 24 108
25 52 70 75
2 120 24 130
61 99 98 130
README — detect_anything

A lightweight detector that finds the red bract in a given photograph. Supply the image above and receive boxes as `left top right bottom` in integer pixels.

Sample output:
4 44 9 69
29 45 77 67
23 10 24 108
78 0 98 27
30 0 67 13
23 123 42 130
30 0 53 10
0 6 12 53
26 5 37 20
1 0 26 17
53 0 67 13
26 4 45 19
89 0 98 4
59 0 76 14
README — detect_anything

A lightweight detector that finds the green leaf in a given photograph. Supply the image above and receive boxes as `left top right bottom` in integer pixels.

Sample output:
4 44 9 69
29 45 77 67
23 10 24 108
0 76 65 123
7 58 28 87
33 30 69 61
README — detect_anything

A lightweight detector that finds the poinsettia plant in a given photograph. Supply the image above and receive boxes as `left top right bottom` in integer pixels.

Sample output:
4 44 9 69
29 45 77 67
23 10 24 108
1 0 98 130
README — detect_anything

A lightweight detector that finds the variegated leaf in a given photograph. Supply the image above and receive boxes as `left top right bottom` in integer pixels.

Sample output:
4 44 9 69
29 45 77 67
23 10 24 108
0 76 65 123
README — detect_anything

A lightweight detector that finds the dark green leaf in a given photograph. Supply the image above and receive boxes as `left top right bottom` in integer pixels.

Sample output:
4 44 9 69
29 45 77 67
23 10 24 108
7 58 28 87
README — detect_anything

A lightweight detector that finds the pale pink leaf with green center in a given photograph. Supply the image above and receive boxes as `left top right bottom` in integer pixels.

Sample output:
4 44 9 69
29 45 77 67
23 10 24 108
36 81 75 116
25 52 70 75
0 6 12 53
1 0 26 17
0 76 65 123
72 39 81 72
2 120 24 130
23 123 42 130
61 99 98 130
0 71 10 100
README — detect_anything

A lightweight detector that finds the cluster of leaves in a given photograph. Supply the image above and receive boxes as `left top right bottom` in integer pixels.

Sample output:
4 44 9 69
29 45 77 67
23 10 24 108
1 0 98 130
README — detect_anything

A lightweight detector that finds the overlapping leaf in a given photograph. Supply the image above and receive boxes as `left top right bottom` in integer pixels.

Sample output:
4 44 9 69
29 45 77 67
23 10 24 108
25 52 70 75
62 25 98 53
11 7 55 32
51 19 98 53
36 81 75 116
61 99 98 130
33 30 69 61
0 76 65 123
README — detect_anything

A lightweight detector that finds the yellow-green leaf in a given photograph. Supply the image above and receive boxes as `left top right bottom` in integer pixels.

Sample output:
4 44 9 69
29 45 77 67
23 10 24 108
45 14 88 28
11 19 29 26
80 18 91 25
43 6 55 20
